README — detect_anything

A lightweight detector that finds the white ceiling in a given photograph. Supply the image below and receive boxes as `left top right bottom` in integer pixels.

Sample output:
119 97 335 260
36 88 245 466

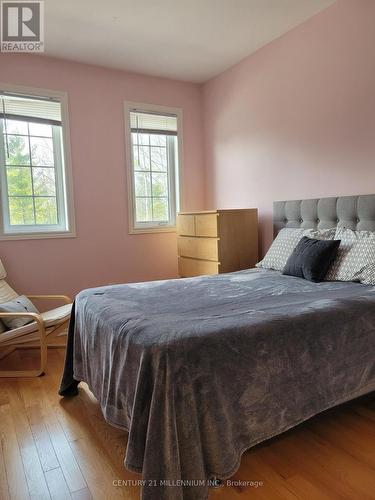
44 0 336 83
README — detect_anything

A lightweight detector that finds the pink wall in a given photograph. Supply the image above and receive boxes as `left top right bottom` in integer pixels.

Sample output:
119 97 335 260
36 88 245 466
0 54 205 297
3 0 375 297
203 0 375 255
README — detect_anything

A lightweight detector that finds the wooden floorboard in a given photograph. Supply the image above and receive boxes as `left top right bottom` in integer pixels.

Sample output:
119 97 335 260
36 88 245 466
0 348 374 499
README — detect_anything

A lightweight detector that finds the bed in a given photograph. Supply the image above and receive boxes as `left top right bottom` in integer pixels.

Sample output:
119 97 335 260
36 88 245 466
60 194 375 500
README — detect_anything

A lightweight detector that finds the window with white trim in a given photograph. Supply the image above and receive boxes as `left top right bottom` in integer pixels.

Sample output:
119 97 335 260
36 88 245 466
125 104 181 233
0 88 74 239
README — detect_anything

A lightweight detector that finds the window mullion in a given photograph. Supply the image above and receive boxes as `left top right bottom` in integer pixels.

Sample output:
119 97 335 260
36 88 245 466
167 135 176 226
52 125 65 228
0 120 9 233
149 143 154 222
27 122 37 225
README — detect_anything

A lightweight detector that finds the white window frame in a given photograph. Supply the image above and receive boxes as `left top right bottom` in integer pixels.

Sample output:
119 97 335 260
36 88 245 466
124 101 183 234
0 83 75 241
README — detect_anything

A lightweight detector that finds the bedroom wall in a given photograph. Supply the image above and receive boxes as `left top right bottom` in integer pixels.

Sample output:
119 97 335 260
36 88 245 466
202 0 375 254
0 54 205 297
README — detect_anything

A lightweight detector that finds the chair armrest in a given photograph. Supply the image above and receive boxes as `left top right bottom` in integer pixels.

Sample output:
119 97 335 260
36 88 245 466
0 313 47 372
26 295 72 305
0 311 45 330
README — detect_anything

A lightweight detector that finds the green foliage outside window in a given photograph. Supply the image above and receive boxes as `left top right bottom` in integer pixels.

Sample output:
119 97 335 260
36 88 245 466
132 132 172 223
3 126 58 226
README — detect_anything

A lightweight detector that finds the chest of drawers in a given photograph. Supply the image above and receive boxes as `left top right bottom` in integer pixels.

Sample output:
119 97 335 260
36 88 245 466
177 209 258 277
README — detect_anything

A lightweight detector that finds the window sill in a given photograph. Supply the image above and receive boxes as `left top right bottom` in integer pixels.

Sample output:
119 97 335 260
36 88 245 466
129 226 176 235
0 230 76 241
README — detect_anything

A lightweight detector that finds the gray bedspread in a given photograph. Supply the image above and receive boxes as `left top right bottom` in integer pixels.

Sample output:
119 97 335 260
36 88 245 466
60 268 375 500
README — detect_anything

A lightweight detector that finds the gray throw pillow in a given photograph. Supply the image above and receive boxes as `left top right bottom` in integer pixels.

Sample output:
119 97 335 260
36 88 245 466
283 237 341 282
0 295 39 330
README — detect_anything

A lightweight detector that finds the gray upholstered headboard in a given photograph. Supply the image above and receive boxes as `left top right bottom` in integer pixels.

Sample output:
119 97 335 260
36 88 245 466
273 194 375 236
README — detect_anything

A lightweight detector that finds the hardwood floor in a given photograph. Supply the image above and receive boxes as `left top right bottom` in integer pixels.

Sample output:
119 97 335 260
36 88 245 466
0 348 374 500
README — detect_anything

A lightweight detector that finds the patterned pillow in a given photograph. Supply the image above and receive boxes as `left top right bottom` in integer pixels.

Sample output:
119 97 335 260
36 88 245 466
256 227 336 272
304 228 337 241
326 228 375 283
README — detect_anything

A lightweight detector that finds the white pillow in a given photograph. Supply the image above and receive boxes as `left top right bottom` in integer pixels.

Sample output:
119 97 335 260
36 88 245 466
325 228 375 284
256 227 336 272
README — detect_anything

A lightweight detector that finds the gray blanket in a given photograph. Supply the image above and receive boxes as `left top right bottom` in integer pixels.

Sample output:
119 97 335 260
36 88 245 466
60 269 375 500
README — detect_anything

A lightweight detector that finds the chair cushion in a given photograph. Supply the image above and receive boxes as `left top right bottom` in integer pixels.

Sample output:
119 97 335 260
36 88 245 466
0 295 39 329
0 274 18 332
0 303 72 341
0 259 7 280
41 303 72 327
0 280 18 304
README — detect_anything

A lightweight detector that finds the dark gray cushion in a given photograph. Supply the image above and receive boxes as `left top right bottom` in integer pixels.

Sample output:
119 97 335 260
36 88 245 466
0 295 39 329
283 237 341 282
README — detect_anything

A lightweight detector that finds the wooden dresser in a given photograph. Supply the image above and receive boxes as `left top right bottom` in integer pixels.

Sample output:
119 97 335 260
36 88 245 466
177 209 258 277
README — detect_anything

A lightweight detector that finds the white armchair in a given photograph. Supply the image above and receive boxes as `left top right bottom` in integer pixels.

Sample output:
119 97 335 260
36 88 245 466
0 260 72 377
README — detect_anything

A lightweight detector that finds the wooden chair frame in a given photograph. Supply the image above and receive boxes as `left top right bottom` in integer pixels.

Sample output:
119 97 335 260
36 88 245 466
0 294 72 377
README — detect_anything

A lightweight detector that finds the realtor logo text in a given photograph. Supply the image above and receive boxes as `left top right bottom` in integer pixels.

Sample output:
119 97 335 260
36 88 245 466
1 0 44 52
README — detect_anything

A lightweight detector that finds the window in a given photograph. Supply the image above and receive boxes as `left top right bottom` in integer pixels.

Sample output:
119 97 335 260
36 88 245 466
125 102 181 233
0 86 75 239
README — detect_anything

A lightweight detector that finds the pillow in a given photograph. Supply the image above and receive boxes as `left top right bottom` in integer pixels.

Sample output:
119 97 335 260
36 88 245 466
0 320 7 334
283 237 341 282
256 227 336 271
326 228 375 284
0 295 39 330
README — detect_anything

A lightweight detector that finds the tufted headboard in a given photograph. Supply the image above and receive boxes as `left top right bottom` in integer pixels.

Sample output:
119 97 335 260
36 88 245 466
273 194 375 236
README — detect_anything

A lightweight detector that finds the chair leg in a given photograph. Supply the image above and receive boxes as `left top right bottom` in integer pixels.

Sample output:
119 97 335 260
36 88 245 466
0 325 48 378
40 336 47 375
0 368 45 377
